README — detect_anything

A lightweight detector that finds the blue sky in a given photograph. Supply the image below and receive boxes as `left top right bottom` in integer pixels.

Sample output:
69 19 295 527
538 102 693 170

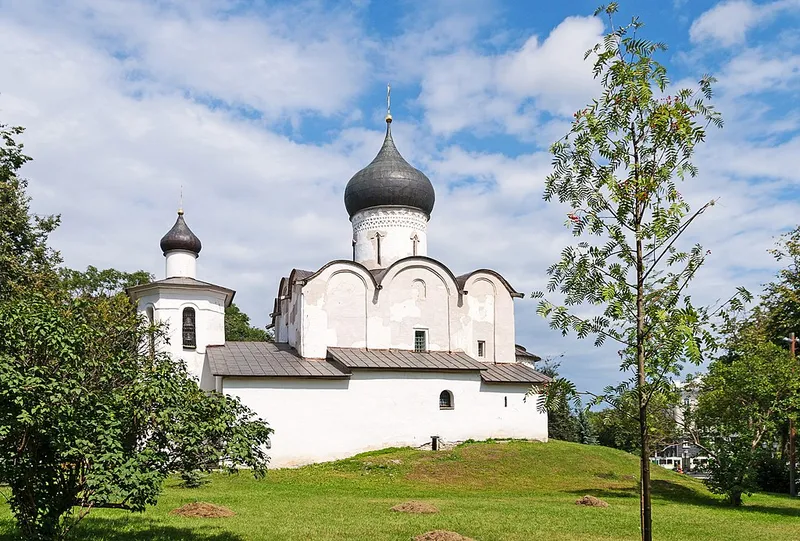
1 0 799 395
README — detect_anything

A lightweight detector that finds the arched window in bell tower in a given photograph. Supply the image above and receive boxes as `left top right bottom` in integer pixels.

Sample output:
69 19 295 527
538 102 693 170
182 307 196 349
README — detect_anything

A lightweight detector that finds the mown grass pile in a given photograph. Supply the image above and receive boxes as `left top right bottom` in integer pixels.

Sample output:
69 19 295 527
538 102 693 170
1 440 798 540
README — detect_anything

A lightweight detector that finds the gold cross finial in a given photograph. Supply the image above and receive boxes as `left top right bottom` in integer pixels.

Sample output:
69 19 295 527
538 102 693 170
178 185 184 215
385 84 392 124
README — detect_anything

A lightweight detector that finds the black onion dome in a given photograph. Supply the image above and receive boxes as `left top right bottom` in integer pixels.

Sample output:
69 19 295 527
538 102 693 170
160 210 202 255
344 121 435 218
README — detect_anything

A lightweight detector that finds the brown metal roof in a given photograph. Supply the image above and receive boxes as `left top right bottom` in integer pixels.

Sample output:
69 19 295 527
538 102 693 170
480 362 551 384
515 344 542 362
207 342 349 378
328 347 488 371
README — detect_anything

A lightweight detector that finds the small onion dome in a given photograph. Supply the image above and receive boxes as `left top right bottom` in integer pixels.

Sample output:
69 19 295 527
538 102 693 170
160 209 202 255
344 120 435 218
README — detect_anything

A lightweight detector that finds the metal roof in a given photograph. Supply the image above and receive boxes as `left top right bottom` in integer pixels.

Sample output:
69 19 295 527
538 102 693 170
514 344 542 362
328 347 488 371
160 210 202 255
126 276 235 307
480 362 551 384
344 120 435 218
207 342 349 378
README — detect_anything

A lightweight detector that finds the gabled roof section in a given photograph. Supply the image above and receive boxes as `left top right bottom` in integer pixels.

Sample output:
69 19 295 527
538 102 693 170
126 277 235 307
515 344 542 363
455 269 524 298
208 342 349 378
480 362 551 385
328 347 488 371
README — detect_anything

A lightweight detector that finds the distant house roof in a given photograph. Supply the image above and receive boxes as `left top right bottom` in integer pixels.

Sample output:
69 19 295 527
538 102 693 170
328 347 488 371
126 276 235 306
480 362 551 385
207 342 348 379
514 344 541 363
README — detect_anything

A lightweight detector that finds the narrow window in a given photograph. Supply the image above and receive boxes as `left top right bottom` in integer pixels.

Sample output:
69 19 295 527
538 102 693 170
477 340 486 358
374 232 383 265
411 233 419 256
182 307 196 348
439 390 453 410
352 238 356 261
414 330 427 352
504 396 508 408
146 306 155 358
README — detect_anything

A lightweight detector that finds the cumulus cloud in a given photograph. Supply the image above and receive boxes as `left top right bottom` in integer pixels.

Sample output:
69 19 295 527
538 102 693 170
689 0 800 47
417 16 604 137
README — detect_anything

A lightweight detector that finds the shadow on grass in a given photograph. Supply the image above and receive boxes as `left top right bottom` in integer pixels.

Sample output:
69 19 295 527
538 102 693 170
568 479 800 517
0 517 244 541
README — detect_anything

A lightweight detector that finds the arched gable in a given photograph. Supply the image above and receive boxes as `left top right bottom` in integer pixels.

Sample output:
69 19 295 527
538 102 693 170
301 260 378 293
378 256 461 300
456 269 523 299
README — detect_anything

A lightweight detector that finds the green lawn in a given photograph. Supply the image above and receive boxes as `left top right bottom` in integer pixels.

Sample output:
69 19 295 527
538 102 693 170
1 440 799 540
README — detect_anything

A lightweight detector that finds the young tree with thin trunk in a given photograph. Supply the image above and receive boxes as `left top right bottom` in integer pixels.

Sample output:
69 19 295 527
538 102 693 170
533 5 749 540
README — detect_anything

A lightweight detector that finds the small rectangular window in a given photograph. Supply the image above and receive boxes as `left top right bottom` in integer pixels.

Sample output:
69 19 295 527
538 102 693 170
477 340 485 358
414 330 427 352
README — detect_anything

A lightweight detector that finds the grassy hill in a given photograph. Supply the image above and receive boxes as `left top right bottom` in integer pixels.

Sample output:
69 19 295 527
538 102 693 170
1 440 799 540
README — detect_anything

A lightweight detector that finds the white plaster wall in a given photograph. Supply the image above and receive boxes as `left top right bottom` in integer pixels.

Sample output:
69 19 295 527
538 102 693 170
352 207 428 270
165 250 198 278
462 273 516 363
290 261 518 362
223 370 547 467
135 288 226 390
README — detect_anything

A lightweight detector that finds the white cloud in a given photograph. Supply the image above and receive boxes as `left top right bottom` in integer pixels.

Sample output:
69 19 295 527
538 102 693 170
417 16 604 137
689 0 800 47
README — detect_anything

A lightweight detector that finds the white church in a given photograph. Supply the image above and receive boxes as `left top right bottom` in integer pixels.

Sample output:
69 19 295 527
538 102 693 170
127 107 550 467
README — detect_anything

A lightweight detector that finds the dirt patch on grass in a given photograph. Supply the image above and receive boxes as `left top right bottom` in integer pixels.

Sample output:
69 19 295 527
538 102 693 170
391 501 439 514
414 531 475 541
170 502 235 518
575 495 609 507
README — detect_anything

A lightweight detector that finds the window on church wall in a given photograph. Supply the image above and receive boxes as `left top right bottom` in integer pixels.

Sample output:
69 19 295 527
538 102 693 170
439 390 454 410
146 306 155 358
414 330 427 352
182 307 196 349
477 340 485 358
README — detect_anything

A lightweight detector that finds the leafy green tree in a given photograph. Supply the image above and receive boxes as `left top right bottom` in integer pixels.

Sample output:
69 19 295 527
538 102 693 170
536 358 579 442
691 328 800 505
589 392 677 453
576 407 596 445
762 225 800 342
225 302 273 342
0 124 60 300
59 266 153 297
0 292 273 539
533 5 748 539
0 122 273 540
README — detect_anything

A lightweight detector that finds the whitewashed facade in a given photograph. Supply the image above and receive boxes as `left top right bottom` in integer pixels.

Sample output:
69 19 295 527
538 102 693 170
128 113 550 467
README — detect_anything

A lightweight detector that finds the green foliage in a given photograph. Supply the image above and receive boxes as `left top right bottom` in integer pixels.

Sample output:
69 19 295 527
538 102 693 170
762 225 800 342
225 303 273 342
0 291 273 539
589 393 677 453
693 328 800 506
178 470 209 489
0 124 61 301
58 266 153 298
576 408 596 445
533 7 750 537
0 122 273 540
